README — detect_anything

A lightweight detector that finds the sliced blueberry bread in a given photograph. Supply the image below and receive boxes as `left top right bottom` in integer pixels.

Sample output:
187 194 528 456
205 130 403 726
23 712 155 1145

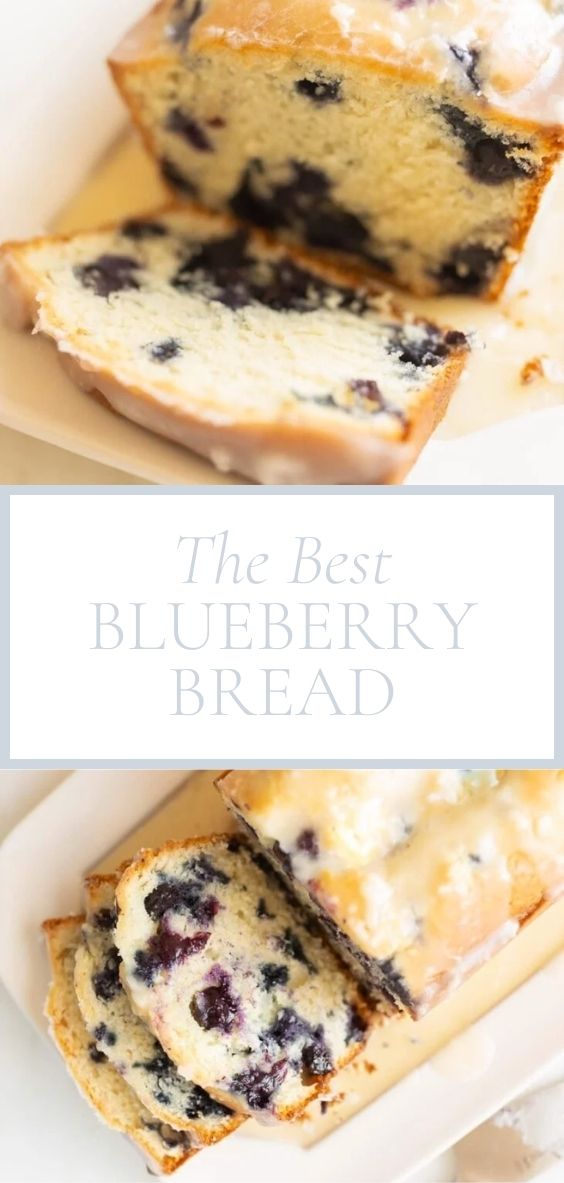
42 916 196 1174
0 206 467 484
111 0 564 297
114 835 373 1120
74 873 244 1142
218 769 564 1018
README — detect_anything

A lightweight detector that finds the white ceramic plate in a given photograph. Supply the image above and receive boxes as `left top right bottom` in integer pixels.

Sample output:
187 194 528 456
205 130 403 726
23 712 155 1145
1 771 564 1183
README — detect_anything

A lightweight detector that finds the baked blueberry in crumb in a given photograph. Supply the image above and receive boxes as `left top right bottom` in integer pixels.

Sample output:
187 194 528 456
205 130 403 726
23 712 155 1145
94 1022 117 1046
134 928 210 984
145 1120 192 1149
295 75 342 105
188 853 230 886
230 160 370 256
260 962 290 992
149 338 182 363
190 967 241 1032
166 0 203 46
121 219 167 240
92 948 122 1001
160 157 199 196
296 828 320 858
302 1029 334 1077
440 105 534 185
229 1061 288 1110
449 44 482 93
388 325 466 367
75 255 141 298
88 1042 108 1063
93 907 116 930
166 108 213 152
184 1085 232 1120
436 242 504 295
345 1003 368 1045
267 1007 309 1047
276 927 317 973
256 896 275 920
143 878 220 925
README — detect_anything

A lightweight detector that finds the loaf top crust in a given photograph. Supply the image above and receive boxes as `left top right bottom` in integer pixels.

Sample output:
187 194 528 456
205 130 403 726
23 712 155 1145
219 770 564 1015
115 0 564 129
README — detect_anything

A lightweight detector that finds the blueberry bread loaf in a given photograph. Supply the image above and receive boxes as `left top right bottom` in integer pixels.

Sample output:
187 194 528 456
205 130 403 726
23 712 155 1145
114 836 373 1120
74 873 243 1142
0 206 467 484
218 769 564 1018
110 0 564 298
42 916 195 1174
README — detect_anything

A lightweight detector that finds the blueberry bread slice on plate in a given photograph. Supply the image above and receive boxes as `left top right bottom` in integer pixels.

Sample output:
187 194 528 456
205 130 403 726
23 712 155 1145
114 835 374 1120
42 916 195 1174
74 873 244 1142
0 206 468 484
218 769 564 1018
111 0 564 297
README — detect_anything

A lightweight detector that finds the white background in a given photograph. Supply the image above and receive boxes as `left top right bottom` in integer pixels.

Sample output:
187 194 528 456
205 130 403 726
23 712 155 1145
8 492 555 761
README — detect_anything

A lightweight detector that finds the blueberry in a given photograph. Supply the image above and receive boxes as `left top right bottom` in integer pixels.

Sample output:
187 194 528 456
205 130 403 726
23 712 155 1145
449 44 481 93
348 380 384 407
436 242 503 295
167 0 203 46
345 1003 368 1045
440 105 534 185
93 907 116 931
143 878 219 925
230 160 370 256
187 853 230 886
191 970 241 1033
229 1061 288 1110
260 963 290 992
92 948 121 1001
267 1007 309 1047
271 839 293 873
295 829 319 858
388 325 466 368
136 1048 175 1076
276 928 317 973
256 896 275 920
184 1084 232 1120
134 929 210 984
145 1121 192 1149
302 1028 333 1077
75 255 141 298
121 219 167 240
160 158 199 196
88 1042 108 1064
295 75 342 105
149 338 182 363
166 108 213 152
93 1023 117 1046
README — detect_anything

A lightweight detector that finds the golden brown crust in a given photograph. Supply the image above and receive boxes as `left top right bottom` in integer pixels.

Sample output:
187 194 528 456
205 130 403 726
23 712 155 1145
111 0 564 131
42 915 196 1174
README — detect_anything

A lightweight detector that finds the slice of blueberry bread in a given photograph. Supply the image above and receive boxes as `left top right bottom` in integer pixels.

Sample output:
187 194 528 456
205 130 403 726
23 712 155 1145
114 836 374 1121
42 916 196 1175
0 206 467 484
110 0 564 298
74 873 244 1142
218 769 564 1018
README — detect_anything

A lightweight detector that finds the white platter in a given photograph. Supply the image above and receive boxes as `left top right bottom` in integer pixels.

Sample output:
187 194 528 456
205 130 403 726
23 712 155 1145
1 4 564 486
1 771 564 1183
